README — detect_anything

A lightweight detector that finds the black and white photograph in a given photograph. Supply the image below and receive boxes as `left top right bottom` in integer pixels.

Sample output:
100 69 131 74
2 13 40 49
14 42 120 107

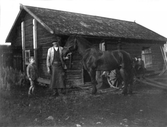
0 0 167 126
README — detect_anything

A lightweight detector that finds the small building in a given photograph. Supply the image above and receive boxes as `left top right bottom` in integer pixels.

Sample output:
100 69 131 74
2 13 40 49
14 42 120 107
6 4 167 85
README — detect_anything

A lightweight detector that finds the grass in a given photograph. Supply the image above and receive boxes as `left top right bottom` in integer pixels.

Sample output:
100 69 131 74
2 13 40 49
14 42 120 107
1 67 167 127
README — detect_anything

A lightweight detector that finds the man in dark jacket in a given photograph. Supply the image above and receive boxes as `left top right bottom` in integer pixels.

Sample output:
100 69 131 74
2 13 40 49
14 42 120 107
27 57 38 95
137 57 145 79
46 37 67 97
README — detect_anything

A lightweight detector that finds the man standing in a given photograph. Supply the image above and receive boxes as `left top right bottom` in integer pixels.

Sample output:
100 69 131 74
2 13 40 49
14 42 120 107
46 37 66 97
137 57 145 79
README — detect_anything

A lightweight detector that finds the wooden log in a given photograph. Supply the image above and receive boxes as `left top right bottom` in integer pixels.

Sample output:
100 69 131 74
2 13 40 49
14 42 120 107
37 77 50 85
144 78 167 87
136 78 167 90
151 77 167 80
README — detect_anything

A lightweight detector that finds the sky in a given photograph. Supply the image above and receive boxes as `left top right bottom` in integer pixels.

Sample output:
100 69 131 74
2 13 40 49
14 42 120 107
0 0 167 45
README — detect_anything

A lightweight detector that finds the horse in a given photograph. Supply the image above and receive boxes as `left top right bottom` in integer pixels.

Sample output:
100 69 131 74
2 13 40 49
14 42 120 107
63 36 134 95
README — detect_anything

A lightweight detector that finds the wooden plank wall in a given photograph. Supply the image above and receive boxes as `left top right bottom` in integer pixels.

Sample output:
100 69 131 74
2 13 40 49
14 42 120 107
36 22 55 79
100 38 164 72
36 22 89 85
151 44 164 71
17 16 85 86
14 25 22 47
120 40 164 71
65 51 83 85
24 14 33 56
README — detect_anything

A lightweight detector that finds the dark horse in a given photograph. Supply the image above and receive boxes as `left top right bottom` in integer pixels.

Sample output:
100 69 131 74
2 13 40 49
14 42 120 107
63 36 134 95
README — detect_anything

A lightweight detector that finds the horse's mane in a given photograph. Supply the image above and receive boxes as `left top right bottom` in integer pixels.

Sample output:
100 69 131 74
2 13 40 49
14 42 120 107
66 35 103 55
76 36 92 48
66 35 76 44
77 36 104 54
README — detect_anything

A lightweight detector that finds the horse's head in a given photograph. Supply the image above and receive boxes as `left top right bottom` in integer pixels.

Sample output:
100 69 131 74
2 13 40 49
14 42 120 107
63 36 78 57
63 35 92 57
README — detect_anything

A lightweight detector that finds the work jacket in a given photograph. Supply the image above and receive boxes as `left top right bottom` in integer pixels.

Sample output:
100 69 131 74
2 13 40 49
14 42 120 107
46 46 64 69
27 62 38 80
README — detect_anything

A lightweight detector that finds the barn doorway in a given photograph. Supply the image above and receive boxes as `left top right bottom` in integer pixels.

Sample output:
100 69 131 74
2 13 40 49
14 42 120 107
83 68 91 83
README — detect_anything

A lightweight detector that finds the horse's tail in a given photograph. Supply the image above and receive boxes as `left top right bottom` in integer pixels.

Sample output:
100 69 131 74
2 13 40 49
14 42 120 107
122 51 135 83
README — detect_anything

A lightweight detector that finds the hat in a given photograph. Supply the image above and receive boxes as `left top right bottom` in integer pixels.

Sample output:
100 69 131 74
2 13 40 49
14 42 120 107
52 41 59 45
52 36 61 44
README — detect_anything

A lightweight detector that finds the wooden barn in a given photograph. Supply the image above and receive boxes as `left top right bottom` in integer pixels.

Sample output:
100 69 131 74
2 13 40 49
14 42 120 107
6 4 167 86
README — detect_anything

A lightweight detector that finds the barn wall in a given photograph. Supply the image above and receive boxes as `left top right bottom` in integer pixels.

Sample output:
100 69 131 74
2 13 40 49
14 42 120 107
10 17 22 71
122 42 142 57
9 13 34 71
14 26 22 47
36 33 164 85
65 51 83 85
92 38 164 72
36 22 84 85
25 22 33 48
120 40 164 71
151 44 164 71
24 14 33 54
105 40 120 51
36 21 55 79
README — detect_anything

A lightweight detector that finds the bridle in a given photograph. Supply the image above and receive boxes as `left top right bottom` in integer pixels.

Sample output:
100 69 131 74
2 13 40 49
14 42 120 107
64 38 77 53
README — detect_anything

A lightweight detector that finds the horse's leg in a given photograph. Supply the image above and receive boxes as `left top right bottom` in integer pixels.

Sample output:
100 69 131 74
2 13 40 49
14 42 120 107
119 68 128 95
89 69 97 94
32 85 35 94
128 79 133 94
128 69 134 94
28 85 32 95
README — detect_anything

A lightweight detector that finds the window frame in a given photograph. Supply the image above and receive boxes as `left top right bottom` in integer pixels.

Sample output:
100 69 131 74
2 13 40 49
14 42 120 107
99 41 105 51
25 50 30 65
141 47 152 68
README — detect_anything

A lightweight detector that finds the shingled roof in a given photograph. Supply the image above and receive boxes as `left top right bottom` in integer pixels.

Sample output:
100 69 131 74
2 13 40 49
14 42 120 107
6 4 167 42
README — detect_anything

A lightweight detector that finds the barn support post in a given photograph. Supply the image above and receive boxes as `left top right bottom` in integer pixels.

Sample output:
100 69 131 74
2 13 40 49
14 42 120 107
33 19 37 66
96 41 106 84
21 21 25 72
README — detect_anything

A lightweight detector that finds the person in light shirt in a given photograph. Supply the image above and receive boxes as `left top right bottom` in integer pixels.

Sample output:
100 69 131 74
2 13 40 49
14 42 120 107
46 37 67 97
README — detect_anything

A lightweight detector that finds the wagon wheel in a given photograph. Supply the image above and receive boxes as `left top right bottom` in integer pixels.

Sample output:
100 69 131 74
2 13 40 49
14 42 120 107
106 75 124 90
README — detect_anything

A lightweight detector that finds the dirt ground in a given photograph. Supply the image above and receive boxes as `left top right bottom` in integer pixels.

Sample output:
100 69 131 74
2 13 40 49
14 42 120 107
1 77 167 127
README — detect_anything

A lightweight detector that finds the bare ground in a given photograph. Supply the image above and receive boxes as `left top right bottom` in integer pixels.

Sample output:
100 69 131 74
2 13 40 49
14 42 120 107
0 78 167 127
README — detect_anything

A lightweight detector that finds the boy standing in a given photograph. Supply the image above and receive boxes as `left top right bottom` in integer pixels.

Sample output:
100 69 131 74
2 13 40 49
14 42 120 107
27 57 38 95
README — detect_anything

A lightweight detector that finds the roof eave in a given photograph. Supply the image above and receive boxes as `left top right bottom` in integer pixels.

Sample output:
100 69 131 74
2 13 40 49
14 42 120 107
21 4 54 34
5 4 54 43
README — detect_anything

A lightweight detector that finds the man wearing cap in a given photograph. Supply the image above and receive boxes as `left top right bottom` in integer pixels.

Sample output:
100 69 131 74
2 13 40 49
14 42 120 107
46 37 66 96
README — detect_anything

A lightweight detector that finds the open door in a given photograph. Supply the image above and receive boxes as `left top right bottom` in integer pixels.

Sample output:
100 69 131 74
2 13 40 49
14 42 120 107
83 68 91 83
